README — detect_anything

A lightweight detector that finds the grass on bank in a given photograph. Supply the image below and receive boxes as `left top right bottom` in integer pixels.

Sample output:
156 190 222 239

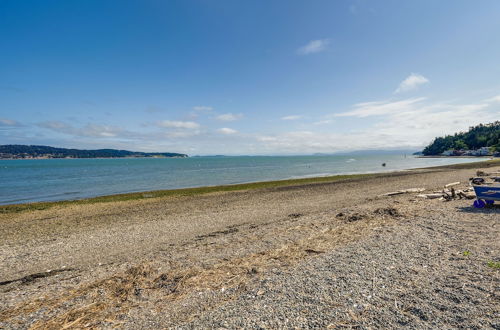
2 158 499 215
1 173 375 214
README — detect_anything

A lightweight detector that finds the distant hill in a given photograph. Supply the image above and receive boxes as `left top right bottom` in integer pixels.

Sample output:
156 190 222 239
0 145 188 159
422 121 500 155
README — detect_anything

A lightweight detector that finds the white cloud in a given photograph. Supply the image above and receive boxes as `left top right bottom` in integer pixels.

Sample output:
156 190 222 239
158 120 200 129
82 124 121 137
395 73 429 93
297 39 329 55
485 95 500 103
255 98 495 154
8 93 497 156
366 102 492 148
38 121 72 132
38 121 128 138
42 121 68 129
217 127 238 135
216 113 243 121
166 130 201 138
193 106 213 111
281 115 302 121
335 98 426 117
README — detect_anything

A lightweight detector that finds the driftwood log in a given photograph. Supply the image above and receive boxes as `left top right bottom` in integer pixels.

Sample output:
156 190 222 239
381 188 425 197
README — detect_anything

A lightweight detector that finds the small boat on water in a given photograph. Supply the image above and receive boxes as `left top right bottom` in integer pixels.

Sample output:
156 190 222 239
472 183 500 208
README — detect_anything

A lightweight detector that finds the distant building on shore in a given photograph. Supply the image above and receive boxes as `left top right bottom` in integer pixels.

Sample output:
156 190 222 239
441 146 493 157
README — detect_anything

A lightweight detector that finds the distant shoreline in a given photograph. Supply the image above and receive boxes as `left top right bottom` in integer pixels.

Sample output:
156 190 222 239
0 156 189 160
0 145 188 159
416 155 495 159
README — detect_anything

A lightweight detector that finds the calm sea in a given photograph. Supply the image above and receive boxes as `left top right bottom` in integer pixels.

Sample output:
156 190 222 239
0 155 484 205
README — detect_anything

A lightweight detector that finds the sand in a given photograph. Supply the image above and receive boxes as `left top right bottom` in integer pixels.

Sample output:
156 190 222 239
0 161 499 328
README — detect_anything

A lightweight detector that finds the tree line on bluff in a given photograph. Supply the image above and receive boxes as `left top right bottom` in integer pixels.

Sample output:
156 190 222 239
422 121 500 155
0 145 188 158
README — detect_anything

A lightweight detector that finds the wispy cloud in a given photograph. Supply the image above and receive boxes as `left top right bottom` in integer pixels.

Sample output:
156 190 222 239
335 98 426 117
193 106 213 112
255 97 495 154
0 118 21 127
281 115 302 121
313 119 333 125
7 93 497 156
485 95 500 103
165 130 201 138
297 39 330 55
217 127 238 135
158 120 200 129
37 120 204 143
38 121 73 132
395 73 429 93
38 121 128 138
216 113 243 121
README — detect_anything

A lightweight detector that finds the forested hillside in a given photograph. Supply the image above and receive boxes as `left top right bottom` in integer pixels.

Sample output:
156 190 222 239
422 122 500 155
0 145 188 159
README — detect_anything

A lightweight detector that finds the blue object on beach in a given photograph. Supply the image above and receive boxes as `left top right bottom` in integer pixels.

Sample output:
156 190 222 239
473 185 500 201
472 184 500 207
473 199 486 208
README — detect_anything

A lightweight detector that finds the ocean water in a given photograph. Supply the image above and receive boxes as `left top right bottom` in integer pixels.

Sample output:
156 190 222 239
0 155 485 205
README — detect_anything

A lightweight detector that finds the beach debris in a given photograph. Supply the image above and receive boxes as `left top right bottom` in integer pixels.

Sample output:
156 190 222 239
445 182 460 188
476 170 489 177
418 186 476 201
382 191 405 196
470 177 485 185
380 188 425 197
417 193 443 199
457 190 476 199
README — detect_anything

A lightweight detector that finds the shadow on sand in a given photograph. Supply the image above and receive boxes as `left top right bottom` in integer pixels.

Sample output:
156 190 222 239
457 204 500 214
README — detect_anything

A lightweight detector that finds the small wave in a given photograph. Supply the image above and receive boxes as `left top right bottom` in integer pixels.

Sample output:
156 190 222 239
346 158 356 163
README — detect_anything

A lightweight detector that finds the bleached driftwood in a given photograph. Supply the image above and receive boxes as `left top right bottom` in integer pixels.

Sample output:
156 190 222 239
417 193 444 199
457 191 476 199
445 182 460 188
381 188 425 197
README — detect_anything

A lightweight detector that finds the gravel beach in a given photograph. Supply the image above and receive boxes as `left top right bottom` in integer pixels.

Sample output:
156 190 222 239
1 161 499 329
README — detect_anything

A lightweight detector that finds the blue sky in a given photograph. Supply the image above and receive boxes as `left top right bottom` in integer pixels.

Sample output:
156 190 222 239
1 0 499 155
